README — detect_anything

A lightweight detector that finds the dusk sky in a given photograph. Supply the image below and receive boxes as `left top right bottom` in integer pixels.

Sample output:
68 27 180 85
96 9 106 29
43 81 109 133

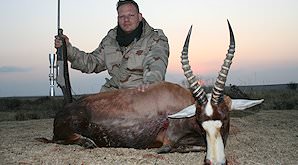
0 0 297 97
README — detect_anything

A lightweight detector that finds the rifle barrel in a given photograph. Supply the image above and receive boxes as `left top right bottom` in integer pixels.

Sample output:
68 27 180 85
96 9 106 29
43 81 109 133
58 0 60 30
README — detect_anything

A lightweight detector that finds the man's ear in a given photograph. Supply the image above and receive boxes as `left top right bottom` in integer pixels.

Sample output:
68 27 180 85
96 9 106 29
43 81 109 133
138 13 143 21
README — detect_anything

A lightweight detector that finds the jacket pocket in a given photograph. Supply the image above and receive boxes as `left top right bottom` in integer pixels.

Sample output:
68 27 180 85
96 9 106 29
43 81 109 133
104 46 122 71
126 48 146 71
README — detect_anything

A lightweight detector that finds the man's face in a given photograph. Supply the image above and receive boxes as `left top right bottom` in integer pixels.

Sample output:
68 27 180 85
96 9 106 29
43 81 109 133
117 3 142 34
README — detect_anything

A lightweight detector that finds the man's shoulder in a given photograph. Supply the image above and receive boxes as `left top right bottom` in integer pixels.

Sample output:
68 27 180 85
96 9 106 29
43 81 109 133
151 29 168 42
101 27 117 45
153 29 167 37
106 27 117 39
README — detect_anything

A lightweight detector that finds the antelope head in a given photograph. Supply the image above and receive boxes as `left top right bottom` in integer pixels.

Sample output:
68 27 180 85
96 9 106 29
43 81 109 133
169 20 264 164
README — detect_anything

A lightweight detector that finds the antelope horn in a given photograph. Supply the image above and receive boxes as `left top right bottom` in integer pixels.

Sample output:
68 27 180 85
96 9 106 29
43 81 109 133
181 26 208 105
211 20 236 105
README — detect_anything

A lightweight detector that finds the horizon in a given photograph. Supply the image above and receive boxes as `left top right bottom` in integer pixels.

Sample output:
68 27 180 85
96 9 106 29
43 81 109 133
0 0 297 97
0 82 294 98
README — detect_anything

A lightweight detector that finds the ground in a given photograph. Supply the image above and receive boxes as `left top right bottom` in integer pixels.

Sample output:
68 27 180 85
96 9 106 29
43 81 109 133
0 110 297 165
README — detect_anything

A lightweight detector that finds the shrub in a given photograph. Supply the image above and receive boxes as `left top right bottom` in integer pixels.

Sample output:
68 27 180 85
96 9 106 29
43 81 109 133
247 90 298 110
287 82 297 90
0 99 21 110
15 111 40 121
0 96 64 121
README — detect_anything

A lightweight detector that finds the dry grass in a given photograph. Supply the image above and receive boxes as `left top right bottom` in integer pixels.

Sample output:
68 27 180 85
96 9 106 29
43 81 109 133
0 109 297 165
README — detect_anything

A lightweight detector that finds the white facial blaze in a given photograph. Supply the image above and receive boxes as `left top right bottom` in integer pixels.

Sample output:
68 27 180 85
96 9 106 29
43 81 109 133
202 120 226 164
205 94 213 117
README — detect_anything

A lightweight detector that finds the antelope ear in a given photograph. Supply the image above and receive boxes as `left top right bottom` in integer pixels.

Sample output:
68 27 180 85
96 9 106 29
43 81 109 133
231 99 264 110
168 104 196 119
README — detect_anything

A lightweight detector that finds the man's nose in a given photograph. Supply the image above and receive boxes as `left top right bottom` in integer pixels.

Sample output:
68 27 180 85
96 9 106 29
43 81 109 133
123 16 130 21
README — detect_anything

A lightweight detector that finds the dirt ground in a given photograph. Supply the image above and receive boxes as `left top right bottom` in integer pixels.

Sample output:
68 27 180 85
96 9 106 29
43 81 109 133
0 110 297 165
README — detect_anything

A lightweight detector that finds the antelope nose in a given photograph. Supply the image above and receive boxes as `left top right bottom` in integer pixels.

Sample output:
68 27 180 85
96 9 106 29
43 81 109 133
204 159 227 165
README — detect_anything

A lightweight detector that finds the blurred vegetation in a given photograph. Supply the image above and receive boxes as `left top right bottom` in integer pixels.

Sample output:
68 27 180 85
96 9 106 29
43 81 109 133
287 82 297 90
243 89 298 110
0 84 297 121
0 97 63 121
225 86 298 118
224 86 298 110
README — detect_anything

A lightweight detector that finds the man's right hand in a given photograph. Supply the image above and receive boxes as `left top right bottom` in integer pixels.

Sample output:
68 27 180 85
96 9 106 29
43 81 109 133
137 83 150 92
54 35 70 48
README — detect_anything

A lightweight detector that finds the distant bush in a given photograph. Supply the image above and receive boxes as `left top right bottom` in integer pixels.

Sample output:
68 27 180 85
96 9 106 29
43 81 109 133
0 98 21 110
224 84 298 110
243 89 298 110
287 82 297 90
0 96 64 121
15 111 40 121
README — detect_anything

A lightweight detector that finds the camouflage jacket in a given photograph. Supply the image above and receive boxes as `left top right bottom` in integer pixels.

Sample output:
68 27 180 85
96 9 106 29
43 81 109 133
66 19 169 92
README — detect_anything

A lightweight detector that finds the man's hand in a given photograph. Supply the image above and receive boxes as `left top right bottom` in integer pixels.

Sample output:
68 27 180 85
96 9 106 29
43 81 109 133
55 35 70 48
137 83 150 92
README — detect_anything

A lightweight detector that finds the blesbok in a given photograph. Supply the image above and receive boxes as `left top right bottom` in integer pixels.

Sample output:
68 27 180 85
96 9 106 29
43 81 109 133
39 20 263 164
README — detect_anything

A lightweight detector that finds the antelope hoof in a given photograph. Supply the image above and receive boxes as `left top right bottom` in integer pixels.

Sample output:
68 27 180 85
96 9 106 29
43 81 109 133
156 145 172 154
77 137 97 149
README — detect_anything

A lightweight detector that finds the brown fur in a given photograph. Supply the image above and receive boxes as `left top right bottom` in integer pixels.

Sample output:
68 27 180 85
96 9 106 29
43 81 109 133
52 82 205 150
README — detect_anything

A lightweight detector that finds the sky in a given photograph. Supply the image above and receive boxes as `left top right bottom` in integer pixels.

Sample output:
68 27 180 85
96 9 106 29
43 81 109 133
0 0 297 97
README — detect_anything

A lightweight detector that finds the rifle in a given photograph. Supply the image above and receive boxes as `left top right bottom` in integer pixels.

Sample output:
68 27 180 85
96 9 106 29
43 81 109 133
49 0 73 104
